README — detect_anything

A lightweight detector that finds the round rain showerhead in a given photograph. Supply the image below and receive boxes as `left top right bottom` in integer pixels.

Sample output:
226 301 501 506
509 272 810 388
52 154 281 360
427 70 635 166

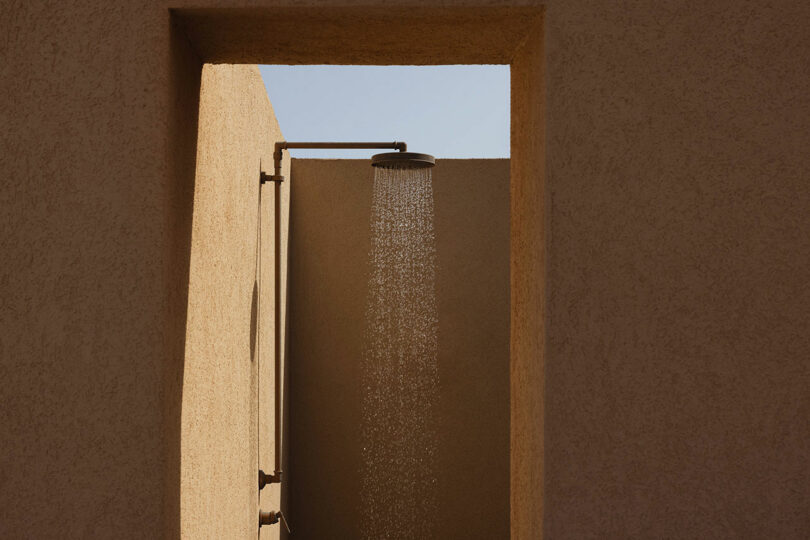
371 152 435 170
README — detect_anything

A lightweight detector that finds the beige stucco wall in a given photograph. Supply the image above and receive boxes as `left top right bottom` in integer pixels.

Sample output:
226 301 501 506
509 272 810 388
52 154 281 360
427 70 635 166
180 64 288 539
286 158 510 539
2 2 810 538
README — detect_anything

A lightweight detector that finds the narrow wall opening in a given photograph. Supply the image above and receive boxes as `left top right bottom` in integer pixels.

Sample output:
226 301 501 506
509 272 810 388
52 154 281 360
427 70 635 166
260 63 510 538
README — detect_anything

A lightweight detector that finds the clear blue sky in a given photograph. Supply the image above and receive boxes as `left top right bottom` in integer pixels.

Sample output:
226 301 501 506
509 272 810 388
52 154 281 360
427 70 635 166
258 65 510 159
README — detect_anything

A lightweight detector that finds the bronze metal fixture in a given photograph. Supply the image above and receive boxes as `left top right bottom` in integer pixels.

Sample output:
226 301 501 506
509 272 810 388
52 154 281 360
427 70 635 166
258 166 284 489
259 469 282 489
371 151 435 169
256 139 435 495
259 510 291 533
263 141 415 183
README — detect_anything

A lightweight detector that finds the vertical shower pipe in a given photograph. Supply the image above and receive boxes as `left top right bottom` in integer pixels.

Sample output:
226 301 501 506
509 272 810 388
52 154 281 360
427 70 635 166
273 170 282 481
259 167 284 488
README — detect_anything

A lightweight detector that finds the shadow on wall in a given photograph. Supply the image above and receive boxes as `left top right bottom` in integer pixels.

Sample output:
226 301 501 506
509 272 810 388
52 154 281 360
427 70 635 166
165 17 203 540
251 179 263 364
251 280 259 361
281 215 293 540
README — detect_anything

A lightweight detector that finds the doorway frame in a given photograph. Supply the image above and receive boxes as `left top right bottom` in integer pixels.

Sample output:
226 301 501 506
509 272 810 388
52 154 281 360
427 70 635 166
172 5 546 536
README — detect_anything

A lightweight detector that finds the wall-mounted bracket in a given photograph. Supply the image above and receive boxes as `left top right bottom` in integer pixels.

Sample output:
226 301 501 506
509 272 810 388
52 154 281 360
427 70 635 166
259 469 282 489
260 171 284 185
259 510 291 533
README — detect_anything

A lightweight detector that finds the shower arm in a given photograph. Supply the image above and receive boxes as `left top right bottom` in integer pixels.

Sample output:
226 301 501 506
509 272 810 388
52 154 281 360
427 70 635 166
261 141 407 184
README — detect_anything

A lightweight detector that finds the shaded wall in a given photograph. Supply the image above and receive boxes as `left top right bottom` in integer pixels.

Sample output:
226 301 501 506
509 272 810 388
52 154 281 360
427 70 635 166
180 64 288 539
1 5 191 537
287 159 510 539
543 2 810 537
510 18 545 538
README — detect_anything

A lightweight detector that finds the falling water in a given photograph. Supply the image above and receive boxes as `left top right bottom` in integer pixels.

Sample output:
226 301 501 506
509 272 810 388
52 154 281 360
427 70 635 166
360 166 439 539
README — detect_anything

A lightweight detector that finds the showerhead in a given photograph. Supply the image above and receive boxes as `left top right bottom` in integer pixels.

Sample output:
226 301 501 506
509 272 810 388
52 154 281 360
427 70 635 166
371 152 435 170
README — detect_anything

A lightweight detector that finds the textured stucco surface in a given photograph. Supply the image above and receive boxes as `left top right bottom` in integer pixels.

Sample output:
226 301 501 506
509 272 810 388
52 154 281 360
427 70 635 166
180 64 288 539
544 2 810 537
3 1 810 538
511 16 545 539
287 158 510 539
174 5 543 65
1 4 183 537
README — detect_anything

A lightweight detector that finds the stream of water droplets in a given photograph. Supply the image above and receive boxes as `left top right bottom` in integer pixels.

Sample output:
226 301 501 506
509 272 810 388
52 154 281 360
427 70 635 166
360 166 439 539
